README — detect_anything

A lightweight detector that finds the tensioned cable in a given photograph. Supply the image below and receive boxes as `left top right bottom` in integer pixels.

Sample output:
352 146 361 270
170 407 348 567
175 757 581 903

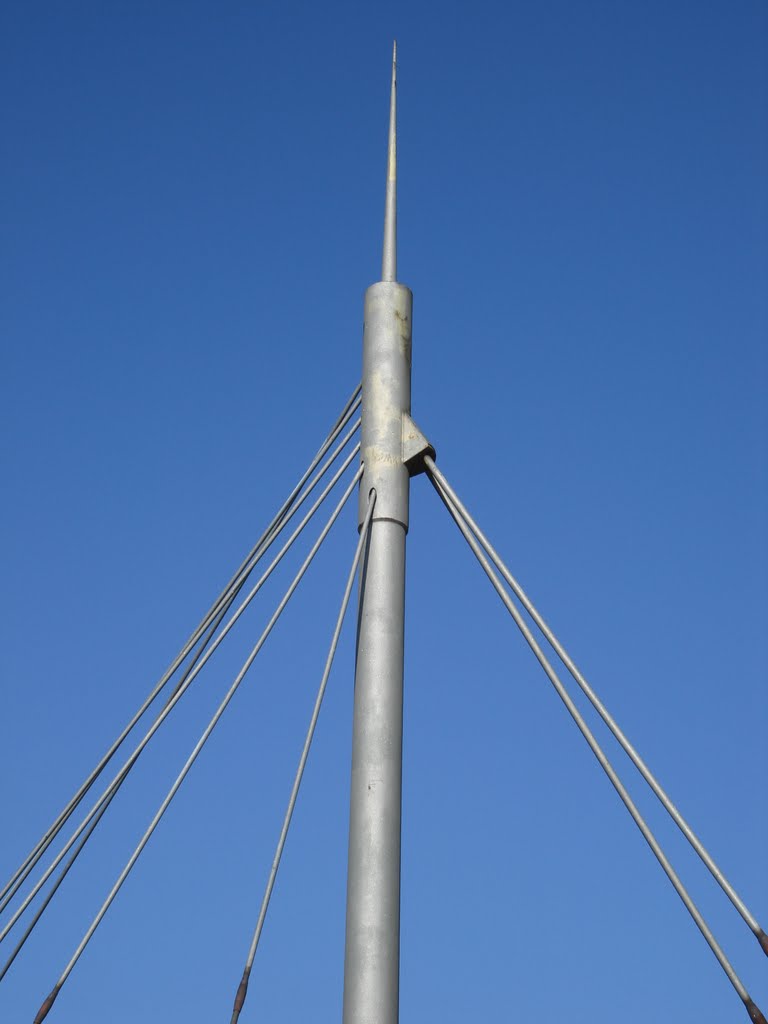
229 488 377 1024
32 466 363 1024
0 792 116 984
424 455 768 957
0 445 361 949
185 400 362 651
0 594 255 970
0 386 361 913
428 470 765 1024
0 420 365 976
0 417 363 932
163 412 362 710
0 597 236 982
1 388 360 907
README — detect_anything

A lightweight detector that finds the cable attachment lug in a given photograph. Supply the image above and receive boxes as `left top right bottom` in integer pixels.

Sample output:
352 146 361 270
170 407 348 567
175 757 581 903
402 414 435 477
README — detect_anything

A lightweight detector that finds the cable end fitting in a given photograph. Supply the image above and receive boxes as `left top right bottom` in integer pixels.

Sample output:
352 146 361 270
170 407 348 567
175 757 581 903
230 970 249 1024
33 985 60 1023
757 928 768 958
746 998 767 1024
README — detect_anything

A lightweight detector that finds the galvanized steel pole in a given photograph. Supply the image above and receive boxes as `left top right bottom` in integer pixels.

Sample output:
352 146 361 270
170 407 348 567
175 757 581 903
342 43 419 1024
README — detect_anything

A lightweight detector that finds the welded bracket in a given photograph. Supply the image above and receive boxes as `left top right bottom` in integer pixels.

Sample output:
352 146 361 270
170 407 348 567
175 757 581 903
402 413 435 477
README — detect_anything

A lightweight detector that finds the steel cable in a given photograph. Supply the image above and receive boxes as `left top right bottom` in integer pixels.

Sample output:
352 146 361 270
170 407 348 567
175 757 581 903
162 411 362 711
32 466 363 1023
428 468 765 1024
0 444 361 950
0 417 362 931
0 387 360 913
424 455 768 957
230 489 376 1023
0 793 115 985
0 420 364 978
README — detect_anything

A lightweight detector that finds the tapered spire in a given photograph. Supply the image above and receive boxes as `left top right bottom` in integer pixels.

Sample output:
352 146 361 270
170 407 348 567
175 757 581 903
381 41 397 282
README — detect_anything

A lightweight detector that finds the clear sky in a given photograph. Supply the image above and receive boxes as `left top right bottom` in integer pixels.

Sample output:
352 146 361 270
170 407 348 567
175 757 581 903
1 2 766 1022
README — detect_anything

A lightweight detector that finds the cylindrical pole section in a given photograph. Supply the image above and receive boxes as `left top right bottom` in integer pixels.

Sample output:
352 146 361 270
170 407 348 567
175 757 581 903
343 44 411 1024
342 520 406 1024
343 272 412 1024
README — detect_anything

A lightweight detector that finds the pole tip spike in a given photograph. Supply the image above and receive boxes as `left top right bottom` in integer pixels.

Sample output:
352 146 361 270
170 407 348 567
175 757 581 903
757 928 768 957
33 985 60 1023
388 41 397 183
746 998 768 1024
381 40 397 281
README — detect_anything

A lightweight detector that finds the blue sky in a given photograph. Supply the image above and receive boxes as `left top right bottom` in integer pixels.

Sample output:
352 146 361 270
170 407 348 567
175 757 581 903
1 2 766 1021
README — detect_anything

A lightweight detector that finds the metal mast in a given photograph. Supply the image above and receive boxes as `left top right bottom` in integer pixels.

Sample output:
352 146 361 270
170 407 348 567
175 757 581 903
8 40 764 1024
342 42 431 1024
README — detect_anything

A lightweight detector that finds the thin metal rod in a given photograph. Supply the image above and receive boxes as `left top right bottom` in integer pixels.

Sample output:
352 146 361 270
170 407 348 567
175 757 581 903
0 422 361 936
164 579 245 708
424 456 768 957
428 471 765 1023
0 389 361 914
163 413 363 700
381 41 397 282
0 790 115 984
219 407 362 616
0 446 361 948
2 408 363 986
213 392 361 609
0 601 230 976
168 411 362 705
0 620 223 917
230 489 377 1024
33 468 363 1024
